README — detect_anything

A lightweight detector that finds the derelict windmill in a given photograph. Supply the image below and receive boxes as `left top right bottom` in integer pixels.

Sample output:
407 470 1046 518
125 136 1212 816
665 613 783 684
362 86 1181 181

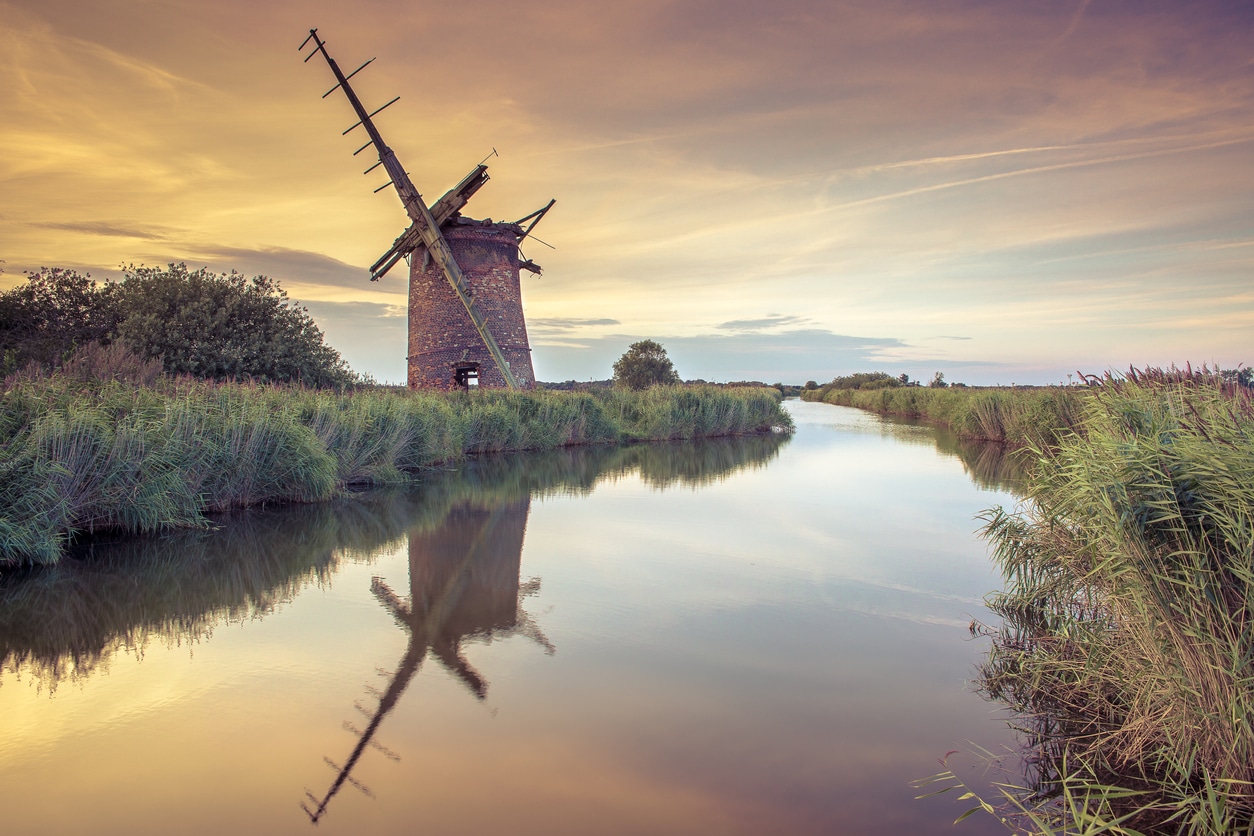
299 29 554 390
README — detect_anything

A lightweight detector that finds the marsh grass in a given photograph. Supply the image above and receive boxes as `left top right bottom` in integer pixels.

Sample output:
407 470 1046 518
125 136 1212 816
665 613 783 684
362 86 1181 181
0 379 790 566
802 383 1083 448
967 369 1254 834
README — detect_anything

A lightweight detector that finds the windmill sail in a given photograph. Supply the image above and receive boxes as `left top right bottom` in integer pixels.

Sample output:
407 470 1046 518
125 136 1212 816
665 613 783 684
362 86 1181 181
300 29 521 389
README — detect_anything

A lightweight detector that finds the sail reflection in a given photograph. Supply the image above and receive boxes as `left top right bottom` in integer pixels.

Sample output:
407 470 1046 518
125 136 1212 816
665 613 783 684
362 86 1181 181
302 497 553 822
298 436 791 822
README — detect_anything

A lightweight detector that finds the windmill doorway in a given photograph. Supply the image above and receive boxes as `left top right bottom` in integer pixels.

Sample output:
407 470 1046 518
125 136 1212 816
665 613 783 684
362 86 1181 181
454 363 480 389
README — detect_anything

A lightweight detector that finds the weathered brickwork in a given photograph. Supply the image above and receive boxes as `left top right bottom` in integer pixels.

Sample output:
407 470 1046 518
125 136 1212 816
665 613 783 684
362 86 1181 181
407 217 536 390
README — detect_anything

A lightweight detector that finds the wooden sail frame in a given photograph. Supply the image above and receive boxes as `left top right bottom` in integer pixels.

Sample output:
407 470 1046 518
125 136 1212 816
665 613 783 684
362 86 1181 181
300 28 522 389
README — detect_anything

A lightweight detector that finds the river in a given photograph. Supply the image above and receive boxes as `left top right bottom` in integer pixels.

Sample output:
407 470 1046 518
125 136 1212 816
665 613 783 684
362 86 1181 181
0 400 1023 834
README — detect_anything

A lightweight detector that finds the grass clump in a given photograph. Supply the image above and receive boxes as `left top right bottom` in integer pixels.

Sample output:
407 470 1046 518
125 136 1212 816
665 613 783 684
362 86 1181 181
970 368 1254 833
0 378 791 567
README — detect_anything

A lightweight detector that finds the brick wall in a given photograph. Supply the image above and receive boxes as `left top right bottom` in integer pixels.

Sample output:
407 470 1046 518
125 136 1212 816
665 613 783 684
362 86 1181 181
407 218 536 389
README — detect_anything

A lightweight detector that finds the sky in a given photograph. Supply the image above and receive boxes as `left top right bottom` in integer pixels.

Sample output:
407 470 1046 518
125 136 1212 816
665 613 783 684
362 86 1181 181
1 0 1251 385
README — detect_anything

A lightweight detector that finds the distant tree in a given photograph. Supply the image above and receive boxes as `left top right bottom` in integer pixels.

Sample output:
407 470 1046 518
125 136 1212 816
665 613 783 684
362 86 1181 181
823 372 900 391
898 373 910 386
1221 367 1253 388
929 371 948 388
0 268 120 371
114 264 354 387
803 380 818 390
612 339 680 390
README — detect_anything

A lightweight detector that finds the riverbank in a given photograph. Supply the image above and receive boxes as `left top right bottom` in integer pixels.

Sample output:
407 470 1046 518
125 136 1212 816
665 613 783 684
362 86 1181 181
966 370 1254 832
0 378 792 566
0 435 789 689
800 380 1081 448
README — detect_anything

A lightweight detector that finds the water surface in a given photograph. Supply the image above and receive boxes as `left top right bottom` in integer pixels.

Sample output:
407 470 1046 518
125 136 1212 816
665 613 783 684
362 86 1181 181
0 401 1021 834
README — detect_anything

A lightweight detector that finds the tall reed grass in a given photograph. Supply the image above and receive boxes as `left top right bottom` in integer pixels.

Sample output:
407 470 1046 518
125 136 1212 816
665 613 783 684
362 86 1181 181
0 379 791 566
970 369 1254 833
802 383 1082 448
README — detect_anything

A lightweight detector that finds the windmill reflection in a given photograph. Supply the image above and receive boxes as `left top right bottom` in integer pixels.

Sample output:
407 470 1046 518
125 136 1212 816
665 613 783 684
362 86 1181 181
301 497 553 823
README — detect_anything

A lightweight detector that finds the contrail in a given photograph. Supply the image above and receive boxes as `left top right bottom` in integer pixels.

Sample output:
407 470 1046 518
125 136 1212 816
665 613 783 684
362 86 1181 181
828 133 1254 211
1054 0 1094 48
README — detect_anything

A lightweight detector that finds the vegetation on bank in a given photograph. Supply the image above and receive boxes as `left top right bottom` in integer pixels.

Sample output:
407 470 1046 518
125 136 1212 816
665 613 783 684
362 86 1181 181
1 264 356 387
922 369 1254 834
0 375 791 567
801 372 1085 449
802 369 1252 452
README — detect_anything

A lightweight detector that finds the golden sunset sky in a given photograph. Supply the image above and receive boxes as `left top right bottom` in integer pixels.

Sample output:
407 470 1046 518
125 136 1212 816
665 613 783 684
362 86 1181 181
2 0 1251 383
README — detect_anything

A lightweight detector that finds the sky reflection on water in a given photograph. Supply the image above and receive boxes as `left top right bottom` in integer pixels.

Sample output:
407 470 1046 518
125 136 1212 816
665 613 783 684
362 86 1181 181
0 402 1021 834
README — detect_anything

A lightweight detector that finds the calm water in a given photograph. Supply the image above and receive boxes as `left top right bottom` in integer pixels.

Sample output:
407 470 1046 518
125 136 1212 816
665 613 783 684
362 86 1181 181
0 401 1024 835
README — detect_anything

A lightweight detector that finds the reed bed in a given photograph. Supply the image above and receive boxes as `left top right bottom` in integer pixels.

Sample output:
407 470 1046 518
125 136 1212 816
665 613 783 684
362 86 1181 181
0 378 791 566
802 383 1083 448
969 369 1254 833
0 432 787 691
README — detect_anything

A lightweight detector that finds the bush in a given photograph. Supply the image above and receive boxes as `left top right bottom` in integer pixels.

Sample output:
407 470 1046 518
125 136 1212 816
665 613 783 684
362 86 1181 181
114 264 354 387
0 268 120 371
0 264 355 388
801 375 1081 447
612 340 680 390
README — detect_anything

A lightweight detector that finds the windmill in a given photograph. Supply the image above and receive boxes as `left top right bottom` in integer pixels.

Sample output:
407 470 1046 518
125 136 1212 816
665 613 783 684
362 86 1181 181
299 29 554 390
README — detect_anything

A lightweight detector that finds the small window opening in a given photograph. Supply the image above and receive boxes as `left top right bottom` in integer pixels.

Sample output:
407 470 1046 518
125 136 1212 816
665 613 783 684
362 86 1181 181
454 364 480 389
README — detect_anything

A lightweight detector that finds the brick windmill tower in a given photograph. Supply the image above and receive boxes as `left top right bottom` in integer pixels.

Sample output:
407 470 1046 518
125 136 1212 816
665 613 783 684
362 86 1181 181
301 30 554 389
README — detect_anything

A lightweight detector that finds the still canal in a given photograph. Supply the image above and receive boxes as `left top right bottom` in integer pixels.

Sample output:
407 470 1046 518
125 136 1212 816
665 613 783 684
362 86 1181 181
0 400 1023 834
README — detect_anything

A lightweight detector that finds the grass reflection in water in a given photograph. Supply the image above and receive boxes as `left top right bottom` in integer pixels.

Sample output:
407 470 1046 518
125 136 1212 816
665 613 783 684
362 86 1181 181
0 433 787 696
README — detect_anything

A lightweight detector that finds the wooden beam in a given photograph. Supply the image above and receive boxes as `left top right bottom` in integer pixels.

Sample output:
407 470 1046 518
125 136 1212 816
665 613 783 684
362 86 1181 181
369 164 489 279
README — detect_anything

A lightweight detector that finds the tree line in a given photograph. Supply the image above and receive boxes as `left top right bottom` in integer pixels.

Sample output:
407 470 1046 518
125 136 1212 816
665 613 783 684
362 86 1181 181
0 264 356 388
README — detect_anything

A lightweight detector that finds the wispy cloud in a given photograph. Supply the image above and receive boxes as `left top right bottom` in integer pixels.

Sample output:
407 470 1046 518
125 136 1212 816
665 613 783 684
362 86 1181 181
829 133 1254 212
29 221 176 240
529 316 621 331
716 314 808 332
1052 0 1093 49
533 327 920 383
183 245 372 289
830 129 1254 181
